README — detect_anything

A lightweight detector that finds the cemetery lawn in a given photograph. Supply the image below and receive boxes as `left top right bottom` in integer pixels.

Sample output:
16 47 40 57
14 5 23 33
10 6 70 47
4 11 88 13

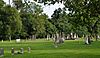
0 39 100 58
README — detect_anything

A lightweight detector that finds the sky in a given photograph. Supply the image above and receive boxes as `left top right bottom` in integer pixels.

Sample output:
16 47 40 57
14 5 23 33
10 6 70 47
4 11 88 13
3 0 65 18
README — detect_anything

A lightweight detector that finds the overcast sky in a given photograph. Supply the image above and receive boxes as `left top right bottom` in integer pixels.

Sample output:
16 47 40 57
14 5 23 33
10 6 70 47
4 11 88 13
3 0 65 18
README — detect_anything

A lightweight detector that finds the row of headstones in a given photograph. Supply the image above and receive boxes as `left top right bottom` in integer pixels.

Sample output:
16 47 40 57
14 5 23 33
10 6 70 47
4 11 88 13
46 33 65 41
46 33 79 41
53 33 65 48
0 47 31 57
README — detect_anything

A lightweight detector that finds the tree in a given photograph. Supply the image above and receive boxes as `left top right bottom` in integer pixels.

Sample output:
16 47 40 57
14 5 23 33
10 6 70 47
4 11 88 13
45 18 57 35
64 0 100 40
35 0 100 40
32 13 47 38
0 0 5 40
51 8 72 35
0 5 22 41
20 2 47 39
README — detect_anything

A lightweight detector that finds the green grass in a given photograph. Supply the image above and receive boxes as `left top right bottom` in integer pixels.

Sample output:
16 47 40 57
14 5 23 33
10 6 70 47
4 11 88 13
0 39 100 58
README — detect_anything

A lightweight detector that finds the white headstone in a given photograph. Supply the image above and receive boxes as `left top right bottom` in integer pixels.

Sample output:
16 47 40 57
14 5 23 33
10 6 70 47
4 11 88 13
97 35 100 39
74 34 76 39
2 40 3 43
85 36 89 44
16 39 20 43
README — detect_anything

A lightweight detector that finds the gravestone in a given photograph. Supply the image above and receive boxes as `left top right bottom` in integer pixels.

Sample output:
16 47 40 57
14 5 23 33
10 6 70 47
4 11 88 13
20 48 24 54
97 35 100 39
11 48 14 55
85 36 91 45
16 39 20 43
59 38 64 43
74 33 77 39
32 35 36 40
47 35 50 40
0 48 4 57
85 36 89 44
28 47 31 53
71 33 73 39
76 35 79 39
66 34 70 40
2 40 3 43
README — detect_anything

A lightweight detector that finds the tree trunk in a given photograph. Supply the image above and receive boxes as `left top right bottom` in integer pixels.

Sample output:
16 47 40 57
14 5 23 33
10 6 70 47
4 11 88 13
9 0 10 5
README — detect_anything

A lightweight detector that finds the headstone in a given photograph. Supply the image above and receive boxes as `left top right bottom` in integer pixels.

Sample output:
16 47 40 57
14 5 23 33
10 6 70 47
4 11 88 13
71 33 74 39
2 40 3 43
85 36 89 44
47 35 50 40
85 36 91 44
16 39 20 43
97 35 100 39
29 36 32 40
11 48 14 55
0 48 4 57
60 38 64 43
32 35 36 40
20 48 24 54
76 35 79 39
28 47 31 53
66 34 70 39
47 35 49 40
74 33 77 39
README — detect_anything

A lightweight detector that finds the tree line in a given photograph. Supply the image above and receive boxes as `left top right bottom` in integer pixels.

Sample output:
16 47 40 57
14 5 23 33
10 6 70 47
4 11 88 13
0 0 100 41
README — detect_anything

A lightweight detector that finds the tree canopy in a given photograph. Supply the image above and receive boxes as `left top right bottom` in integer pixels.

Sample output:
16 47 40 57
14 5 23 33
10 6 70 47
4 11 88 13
0 0 100 40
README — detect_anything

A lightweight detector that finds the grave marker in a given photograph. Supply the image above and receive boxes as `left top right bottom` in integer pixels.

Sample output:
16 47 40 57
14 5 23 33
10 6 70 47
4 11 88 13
20 48 24 54
2 40 3 43
28 47 31 53
11 48 14 55
16 39 20 43
0 48 4 57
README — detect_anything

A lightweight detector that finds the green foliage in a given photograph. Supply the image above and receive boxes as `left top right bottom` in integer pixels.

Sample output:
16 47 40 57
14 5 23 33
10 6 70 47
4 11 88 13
20 2 46 38
35 0 100 38
45 19 57 35
20 13 34 36
0 0 100 39
51 8 72 34
63 0 100 37
12 0 23 9
0 0 5 8
0 5 22 40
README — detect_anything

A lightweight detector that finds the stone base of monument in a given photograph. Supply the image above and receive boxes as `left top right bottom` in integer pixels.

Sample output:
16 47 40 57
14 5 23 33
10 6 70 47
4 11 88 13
14 51 23 55
11 48 24 55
